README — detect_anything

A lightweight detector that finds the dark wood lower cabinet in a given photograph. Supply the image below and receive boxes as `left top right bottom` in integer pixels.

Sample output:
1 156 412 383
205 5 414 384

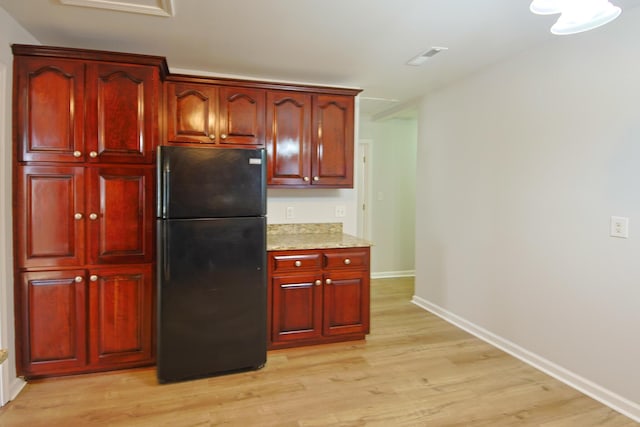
18 270 88 377
88 265 153 368
17 265 154 378
268 247 370 349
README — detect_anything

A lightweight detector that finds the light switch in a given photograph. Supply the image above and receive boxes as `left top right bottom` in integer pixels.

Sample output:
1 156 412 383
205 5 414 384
335 205 346 217
610 216 629 238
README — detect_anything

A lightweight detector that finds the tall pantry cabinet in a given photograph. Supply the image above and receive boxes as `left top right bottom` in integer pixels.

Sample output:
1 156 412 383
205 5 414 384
12 45 168 378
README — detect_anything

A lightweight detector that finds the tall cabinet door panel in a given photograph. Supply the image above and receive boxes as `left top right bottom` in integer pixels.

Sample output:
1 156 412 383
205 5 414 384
88 265 153 366
266 91 311 186
312 95 354 187
166 82 218 144
85 63 159 164
218 86 265 146
16 166 85 268
271 274 322 343
87 167 154 265
19 270 87 376
15 58 85 163
323 270 370 337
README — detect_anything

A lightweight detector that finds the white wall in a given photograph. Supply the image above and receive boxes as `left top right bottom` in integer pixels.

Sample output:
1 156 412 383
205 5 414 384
414 8 640 420
360 117 417 277
0 6 38 405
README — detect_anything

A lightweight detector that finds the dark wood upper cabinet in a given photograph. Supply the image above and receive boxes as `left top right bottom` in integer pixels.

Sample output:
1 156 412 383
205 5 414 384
312 95 354 187
15 58 86 163
266 91 312 186
266 92 356 188
166 82 218 144
85 63 160 164
166 79 265 147
14 48 163 164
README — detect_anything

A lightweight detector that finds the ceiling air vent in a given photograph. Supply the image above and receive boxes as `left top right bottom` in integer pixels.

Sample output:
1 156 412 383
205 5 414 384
406 46 448 66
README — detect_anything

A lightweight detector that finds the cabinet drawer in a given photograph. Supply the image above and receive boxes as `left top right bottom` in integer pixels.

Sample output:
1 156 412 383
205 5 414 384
324 249 369 269
272 252 322 272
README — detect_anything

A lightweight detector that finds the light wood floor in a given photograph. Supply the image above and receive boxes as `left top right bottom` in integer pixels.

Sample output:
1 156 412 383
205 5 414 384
0 277 637 426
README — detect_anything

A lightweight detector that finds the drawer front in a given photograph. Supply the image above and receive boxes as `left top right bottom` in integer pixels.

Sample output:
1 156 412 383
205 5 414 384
272 252 322 272
324 248 369 270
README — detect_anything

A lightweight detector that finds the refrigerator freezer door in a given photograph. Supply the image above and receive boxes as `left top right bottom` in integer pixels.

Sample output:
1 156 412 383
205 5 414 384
158 146 266 219
157 216 267 383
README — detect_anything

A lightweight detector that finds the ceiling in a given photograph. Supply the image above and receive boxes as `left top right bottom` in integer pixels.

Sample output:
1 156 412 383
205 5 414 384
0 0 635 118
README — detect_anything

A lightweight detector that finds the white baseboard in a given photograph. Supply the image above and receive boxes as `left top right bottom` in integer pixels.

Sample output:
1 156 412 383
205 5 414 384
411 295 640 423
9 376 25 402
371 270 415 279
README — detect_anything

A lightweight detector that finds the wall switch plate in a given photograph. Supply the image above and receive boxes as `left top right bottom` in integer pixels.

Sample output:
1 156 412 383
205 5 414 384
610 216 629 238
335 205 346 218
286 206 295 219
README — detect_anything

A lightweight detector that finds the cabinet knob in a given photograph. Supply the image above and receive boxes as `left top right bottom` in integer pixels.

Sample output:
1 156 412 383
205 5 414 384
89 213 98 220
74 276 83 283
209 134 216 140
90 275 98 282
344 258 351 265
220 134 227 140
314 280 322 286
73 151 82 158
325 278 332 285
303 176 310 182
313 176 319 182
74 213 83 220
89 151 98 158
294 260 302 267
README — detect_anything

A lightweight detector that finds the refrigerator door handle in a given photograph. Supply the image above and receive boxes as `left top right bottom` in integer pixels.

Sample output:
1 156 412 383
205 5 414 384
162 221 170 281
162 161 171 219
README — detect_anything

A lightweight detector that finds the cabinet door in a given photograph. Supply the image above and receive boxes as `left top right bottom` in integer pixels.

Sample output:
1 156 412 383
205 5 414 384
15 58 85 163
88 265 154 367
271 274 322 343
18 270 87 377
85 63 159 164
323 270 370 336
311 95 354 187
87 167 154 265
218 86 265 146
166 82 218 144
266 91 312 186
16 165 86 268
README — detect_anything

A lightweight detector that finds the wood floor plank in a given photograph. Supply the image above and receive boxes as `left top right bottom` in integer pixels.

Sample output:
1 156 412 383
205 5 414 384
0 277 637 426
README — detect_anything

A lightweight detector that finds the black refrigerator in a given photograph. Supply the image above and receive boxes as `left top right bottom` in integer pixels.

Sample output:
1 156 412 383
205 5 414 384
156 146 267 383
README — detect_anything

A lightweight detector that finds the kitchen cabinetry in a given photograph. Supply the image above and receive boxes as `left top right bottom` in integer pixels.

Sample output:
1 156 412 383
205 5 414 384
266 92 356 188
12 45 166 378
165 77 265 147
14 53 162 164
267 247 370 349
18 265 153 377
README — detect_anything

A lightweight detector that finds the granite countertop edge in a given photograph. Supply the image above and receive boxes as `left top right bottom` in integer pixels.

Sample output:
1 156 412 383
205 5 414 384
267 232 372 251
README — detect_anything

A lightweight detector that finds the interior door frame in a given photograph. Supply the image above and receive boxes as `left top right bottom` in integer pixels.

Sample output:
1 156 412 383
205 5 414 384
357 140 372 241
0 60 9 405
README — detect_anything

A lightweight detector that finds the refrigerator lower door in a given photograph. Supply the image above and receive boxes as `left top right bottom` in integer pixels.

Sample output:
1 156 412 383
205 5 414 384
157 216 266 383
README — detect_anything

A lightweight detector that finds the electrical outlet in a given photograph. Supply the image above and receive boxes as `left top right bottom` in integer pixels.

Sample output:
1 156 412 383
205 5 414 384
286 206 295 219
610 216 629 238
335 205 346 218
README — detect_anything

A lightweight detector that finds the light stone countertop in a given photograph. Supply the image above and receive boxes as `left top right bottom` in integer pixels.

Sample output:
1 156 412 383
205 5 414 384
0 349 7 365
267 223 372 251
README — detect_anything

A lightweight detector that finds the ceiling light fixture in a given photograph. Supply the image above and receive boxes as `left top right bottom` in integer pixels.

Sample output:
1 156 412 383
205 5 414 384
406 47 448 66
530 0 621 35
